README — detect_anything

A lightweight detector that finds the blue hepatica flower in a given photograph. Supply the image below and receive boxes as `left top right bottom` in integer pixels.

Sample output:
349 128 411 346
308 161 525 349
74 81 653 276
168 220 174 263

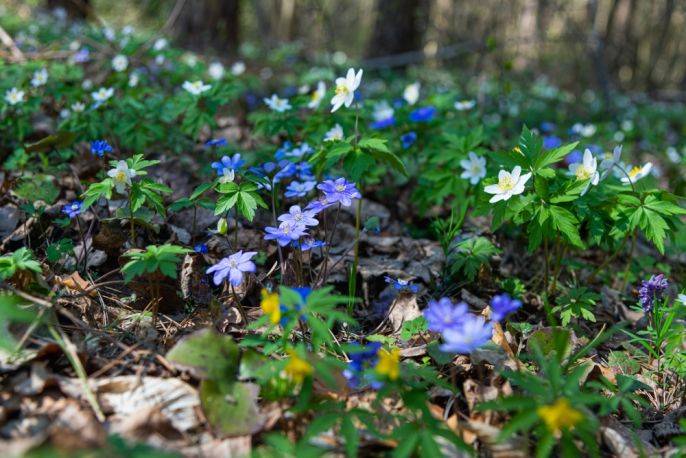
62 201 82 219
285 180 317 198
205 138 228 148
409 106 437 123
264 221 308 247
343 342 383 389
278 205 319 227
542 135 562 149
317 178 361 207
490 293 522 322
401 131 417 149
565 149 584 166
384 276 419 294
211 153 245 176
206 250 256 286
440 315 493 354
194 244 208 254
370 116 395 130
424 297 467 333
90 140 113 157
540 122 556 134
305 195 335 214
291 238 325 251
274 141 293 160
73 47 90 63
286 143 313 159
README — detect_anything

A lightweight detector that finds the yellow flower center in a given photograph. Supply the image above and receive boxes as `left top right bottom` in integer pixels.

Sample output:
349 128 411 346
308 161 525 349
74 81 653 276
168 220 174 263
229 260 236 268
115 171 127 182
575 165 592 181
471 163 481 174
498 176 515 191
335 185 345 192
629 166 641 177
513 146 523 156
283 226 290 234
295 213 302 220
335 84 348 95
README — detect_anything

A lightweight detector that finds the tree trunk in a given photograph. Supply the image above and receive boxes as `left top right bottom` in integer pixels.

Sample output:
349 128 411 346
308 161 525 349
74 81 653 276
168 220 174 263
172 0 240 55
366 0 425 62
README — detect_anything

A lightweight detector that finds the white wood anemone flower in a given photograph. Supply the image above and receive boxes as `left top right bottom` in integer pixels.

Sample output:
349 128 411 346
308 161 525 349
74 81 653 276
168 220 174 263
569 148 599 195
484 166 532 203
330 68 362 112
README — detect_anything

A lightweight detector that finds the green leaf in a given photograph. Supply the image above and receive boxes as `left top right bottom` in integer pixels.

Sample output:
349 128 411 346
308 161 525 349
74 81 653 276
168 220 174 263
549 205 584 248
200 380 264 436
166 329 240 380
534 142 578 170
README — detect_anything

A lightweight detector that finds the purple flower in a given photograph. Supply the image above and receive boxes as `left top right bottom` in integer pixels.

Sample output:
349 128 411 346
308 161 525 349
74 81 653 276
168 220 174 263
305 195 335 213
73 47 90 63
291 238 325 251
439 315 493 354
409 106 437 123
285 180 316 198
211 153 245 175
384 276 419 294
90 140 112 157
194 244 208 254
490 294 522 322
264 221 307 247
540 122 556 134
294 162 315 181
205 138 228 148
424 298 467 333
542 135 562 149
206 250 257 286
638 274 669 312
274 141 293 160
62 201 82 219
286 143 313 159
278 205 319 227
317 178 361 207
565 149 584 166
401 131 417 149
370 116 395 130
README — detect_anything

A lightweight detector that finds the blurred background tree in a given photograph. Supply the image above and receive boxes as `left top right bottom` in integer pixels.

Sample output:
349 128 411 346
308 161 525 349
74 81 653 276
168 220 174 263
6 0 686 95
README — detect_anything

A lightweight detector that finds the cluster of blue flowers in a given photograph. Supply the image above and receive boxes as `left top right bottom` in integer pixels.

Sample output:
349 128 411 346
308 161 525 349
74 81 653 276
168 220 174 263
424 294 521 354
264 177 360 248
343 342 384 389
90 139 112 157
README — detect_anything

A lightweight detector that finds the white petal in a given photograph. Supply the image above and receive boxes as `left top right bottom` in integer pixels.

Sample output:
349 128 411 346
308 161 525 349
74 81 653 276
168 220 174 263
484 184 501 194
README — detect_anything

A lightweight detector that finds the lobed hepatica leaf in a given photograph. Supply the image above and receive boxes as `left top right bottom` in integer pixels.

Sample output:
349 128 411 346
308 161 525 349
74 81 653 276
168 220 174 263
166 329 240 381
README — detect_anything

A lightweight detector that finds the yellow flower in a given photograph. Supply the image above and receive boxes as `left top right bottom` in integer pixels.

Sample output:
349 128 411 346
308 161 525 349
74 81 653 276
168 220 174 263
284 350 313 384
375 347 400 381
513 146 523 156
537 398 583 434
260 289 281 324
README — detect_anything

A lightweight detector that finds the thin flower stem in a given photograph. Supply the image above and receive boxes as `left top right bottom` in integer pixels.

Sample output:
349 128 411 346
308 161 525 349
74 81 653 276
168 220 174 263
230 283 249 325
587 235 628 282
127 193 135 246
349 196 362 311
75 216 88 273
316 203 341 285
234 208 239 249
271 183 285 277
543 237 550 293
